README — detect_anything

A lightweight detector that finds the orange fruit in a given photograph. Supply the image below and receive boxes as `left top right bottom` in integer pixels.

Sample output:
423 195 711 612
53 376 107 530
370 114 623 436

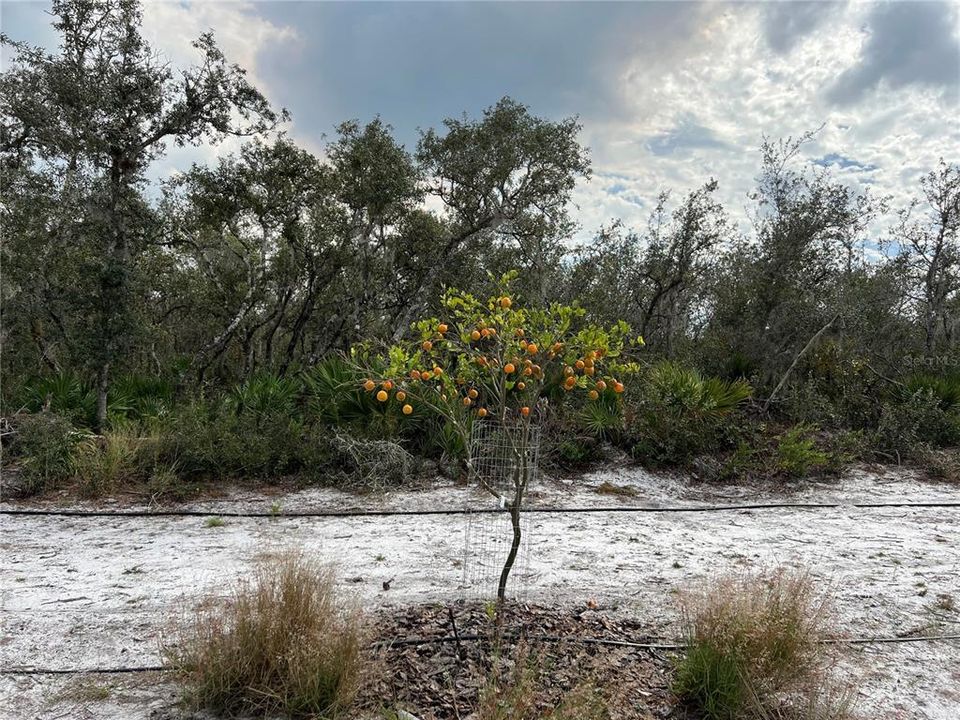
433 366 443 376
614 382 625 393
526 343 538 355
438 323 448 334
383 380 394 390
396 391 406 401
588 389 599 400
363 379 376 392
488 327 497 336
500 296 512 309
596 380 607 391
504 363 516 374
481 328 490 338
463 396 472 407
586 351 597 361
422 340 433 352
402 403 413 415
421 370 432 381
471 330 482 341
468 388 479 399
520 406 530 416
585 366 595 376
519 340 528 350
523 367 532 376
517 382 526 390
564 376 576 389
410 369 421 380
476 356 487 367
477 407 488 418
564 366 574 376
376 390 388 402
514 328 525 337
575 359 585 370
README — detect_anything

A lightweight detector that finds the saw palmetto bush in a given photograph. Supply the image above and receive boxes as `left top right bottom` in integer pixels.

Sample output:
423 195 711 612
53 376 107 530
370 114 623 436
19 373 98 427
628 361 752 466
227 373 300 420
674 568 854 720
165 553 368 719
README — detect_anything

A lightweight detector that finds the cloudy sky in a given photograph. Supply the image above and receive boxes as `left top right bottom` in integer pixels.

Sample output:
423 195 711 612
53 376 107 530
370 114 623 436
3 0 958 239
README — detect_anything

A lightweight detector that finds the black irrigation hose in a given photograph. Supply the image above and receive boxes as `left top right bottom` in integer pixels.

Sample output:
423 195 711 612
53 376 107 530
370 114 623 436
5 633 960 676
2 500 960 519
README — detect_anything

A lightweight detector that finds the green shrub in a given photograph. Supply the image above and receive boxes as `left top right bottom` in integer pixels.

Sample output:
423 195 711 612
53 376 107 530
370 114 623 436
775 424 829 477
7 413 81 495
20 373 96 427
628 362 752 466
874 388 960 458
165 553 367 719
163 398 338 482
111 374 174 421
718 424 853 482
228 373 300 419
554 437 601 467
675 568 853 720
904 372 960 412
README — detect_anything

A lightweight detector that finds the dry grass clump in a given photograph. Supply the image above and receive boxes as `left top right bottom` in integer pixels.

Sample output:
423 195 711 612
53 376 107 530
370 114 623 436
164 553 367 718
674 568 854 720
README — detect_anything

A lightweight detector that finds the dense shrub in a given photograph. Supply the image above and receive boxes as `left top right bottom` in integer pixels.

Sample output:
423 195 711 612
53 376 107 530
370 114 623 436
19 374 97 427
674 568 853 720
165 554 368 719
873 388 960 459
6 412 81 495
627 362 752 466
19 372 175 428
775 424 831 476
717 424 860 482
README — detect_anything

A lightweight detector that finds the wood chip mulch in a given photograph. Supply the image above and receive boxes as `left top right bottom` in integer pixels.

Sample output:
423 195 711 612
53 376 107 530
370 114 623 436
358 600 683 719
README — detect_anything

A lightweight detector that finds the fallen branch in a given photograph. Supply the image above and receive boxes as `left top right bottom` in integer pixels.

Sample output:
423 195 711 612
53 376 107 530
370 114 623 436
762 313 839 413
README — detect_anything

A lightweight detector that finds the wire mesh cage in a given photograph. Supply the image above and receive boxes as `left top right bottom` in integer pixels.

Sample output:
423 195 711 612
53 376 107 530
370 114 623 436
467 418 541 497
460 418 541 600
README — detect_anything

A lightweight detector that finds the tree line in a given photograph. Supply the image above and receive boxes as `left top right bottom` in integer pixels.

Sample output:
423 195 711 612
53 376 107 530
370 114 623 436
3 0 958 435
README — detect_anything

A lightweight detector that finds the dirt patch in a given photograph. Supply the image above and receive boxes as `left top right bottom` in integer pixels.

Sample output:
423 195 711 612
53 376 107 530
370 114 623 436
362 601 676 719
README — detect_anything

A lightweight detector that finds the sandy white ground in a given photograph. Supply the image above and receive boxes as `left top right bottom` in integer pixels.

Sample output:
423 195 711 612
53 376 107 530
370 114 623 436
1 465 958 719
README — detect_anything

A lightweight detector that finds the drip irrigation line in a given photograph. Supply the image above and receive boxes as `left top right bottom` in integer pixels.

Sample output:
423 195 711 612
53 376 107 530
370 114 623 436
2 500 959 520
5 633 959 676
3 666 167 676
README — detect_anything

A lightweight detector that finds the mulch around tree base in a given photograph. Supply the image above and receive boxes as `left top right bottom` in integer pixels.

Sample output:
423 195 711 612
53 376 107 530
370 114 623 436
361 601 683 719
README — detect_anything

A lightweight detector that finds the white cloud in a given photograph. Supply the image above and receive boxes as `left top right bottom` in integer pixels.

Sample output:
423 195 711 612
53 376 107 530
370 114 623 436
571 3 959 243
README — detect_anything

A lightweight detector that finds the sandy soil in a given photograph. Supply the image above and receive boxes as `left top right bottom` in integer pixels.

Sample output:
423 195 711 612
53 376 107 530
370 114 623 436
1 465 958 719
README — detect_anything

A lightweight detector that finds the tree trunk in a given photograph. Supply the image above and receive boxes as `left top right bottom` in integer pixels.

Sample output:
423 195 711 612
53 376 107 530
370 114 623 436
497 499 522 603
496 434 528 603
95 361 110 432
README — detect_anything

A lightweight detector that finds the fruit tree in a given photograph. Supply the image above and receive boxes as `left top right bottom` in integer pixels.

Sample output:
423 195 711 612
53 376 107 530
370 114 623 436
356 273 633 601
